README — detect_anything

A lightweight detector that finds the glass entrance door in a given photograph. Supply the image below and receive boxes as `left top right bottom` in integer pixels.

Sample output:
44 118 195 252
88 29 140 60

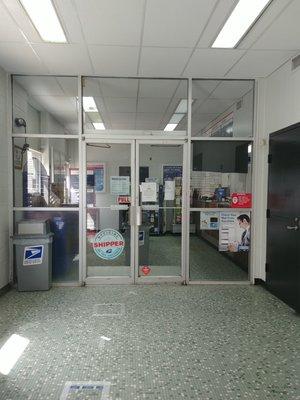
84 140 135 284
135 140 186 282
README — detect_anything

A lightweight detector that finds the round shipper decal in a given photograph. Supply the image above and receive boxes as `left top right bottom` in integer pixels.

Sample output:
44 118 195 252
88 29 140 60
93 229 125 260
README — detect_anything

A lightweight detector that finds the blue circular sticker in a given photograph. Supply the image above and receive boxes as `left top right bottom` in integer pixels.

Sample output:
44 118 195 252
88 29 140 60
92 229 125 260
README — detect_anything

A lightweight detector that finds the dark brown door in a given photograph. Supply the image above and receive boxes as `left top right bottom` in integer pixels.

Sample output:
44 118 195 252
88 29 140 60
266 123 300 312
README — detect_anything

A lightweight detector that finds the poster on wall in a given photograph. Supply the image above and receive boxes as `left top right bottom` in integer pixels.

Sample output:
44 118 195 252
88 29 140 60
163 165 182 182
110 176 130 195
219 211 250 252
200 211 219 230
141 182 157 202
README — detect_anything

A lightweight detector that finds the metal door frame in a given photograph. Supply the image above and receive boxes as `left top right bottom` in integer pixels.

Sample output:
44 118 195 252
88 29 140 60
135 139 187 284
82 136 187 285
83 138 136 285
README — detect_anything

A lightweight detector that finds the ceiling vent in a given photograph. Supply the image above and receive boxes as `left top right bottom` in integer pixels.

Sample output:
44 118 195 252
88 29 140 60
292 54 300 71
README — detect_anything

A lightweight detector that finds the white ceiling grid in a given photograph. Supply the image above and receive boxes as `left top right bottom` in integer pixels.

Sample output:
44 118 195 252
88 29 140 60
3 0 299 133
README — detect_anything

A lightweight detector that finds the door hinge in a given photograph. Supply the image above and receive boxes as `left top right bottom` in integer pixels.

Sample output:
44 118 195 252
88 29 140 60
268 154 272 164
266 209 271 218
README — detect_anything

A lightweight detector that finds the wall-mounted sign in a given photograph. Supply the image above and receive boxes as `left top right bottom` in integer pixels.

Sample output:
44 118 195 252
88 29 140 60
139 231 145 246
231 193 252 208
110 176 130 195
93 229 125 260
219 212 250 252
200 211 219 230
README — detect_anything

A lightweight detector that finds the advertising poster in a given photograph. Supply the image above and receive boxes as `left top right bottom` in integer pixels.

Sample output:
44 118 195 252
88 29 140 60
231 193 252 208
200 211 219 230
219 211 250 252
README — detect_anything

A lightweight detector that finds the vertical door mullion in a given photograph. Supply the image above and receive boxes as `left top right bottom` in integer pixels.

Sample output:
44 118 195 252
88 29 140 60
81 140 87 283
130 140 136 284
134 140 140 282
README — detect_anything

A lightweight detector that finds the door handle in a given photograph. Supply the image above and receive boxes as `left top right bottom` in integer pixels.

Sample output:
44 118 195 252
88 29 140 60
286 226 299 230
136 206 142 226
286 217 299 231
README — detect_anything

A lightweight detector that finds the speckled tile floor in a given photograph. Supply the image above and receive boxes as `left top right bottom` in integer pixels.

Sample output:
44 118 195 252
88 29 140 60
0 285 299 400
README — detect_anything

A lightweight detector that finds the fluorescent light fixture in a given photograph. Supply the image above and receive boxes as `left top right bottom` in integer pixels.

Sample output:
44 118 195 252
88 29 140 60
83 97 98 113
175 99 188 114
0 334 29 375
212 0 270 48
93 123 105 130
20 0 67 43
169 113 185 124
164 123 177 132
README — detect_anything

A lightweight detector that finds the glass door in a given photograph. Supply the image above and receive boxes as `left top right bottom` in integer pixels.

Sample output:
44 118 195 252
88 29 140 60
84 140 135 284
135 140 186 282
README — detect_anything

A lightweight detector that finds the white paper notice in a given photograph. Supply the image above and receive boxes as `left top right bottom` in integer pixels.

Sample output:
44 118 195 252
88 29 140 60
141 182 157 202
164 180 175 201
110 176 130 195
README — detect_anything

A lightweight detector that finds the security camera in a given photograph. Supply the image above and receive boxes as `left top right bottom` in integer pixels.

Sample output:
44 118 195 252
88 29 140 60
15 117 27 128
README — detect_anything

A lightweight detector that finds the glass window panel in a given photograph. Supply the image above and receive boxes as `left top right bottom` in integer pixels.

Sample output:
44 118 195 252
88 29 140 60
14 211 79 282
190 141 252 208
189 211 249 281
86 209 130 277
192 80 254 137
13 138 78 207
83 77 188 132
12 76 78 135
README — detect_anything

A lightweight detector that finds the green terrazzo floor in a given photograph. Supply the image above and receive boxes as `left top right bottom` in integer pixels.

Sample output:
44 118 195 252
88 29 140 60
0 285 299 399
86 235 248 280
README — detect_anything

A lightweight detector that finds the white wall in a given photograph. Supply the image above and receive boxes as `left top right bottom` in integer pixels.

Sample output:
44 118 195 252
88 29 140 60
0 67 9 289
254 58 300 280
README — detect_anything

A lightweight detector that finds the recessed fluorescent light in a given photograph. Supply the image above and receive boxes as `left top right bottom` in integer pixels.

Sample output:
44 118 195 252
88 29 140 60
175 99 188 114
20 0 67 43
164 123 177 132
170 113 185 124
0 334 29 375
83 97 98 113
212 0 270 48
93 123 105 130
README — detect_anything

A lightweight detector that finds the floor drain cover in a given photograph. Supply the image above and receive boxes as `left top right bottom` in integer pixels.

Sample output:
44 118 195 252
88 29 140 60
93 303 125 316
60 381 110 399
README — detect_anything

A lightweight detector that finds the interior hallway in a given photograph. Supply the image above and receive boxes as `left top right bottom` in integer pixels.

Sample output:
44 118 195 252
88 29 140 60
0 285 298 399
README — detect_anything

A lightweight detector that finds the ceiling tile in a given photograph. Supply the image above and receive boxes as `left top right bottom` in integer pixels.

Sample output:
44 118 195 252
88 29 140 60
1 0 42 43
211 80 254 99
32 43 93 74
88 45 139 75
184 49 245 77
226 50 297 78
137 97 170 113
196 98 234 114
14 76 67 96
0 43 45 73
54 0 85 44
0 2 26 43
138 79 180 98
97 78 139 98
105 97 137 113
139 47 192 77
192 80 220 101
250 0 300 50
197 0 238 48
73 0 144 45
238 0 293 49
143 0 218 47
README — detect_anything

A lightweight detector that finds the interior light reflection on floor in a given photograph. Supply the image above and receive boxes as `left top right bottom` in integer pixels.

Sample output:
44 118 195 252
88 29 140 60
0 334 29 375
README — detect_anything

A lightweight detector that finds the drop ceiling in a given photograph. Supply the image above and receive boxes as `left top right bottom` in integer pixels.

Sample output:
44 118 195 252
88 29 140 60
5 0 299 134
